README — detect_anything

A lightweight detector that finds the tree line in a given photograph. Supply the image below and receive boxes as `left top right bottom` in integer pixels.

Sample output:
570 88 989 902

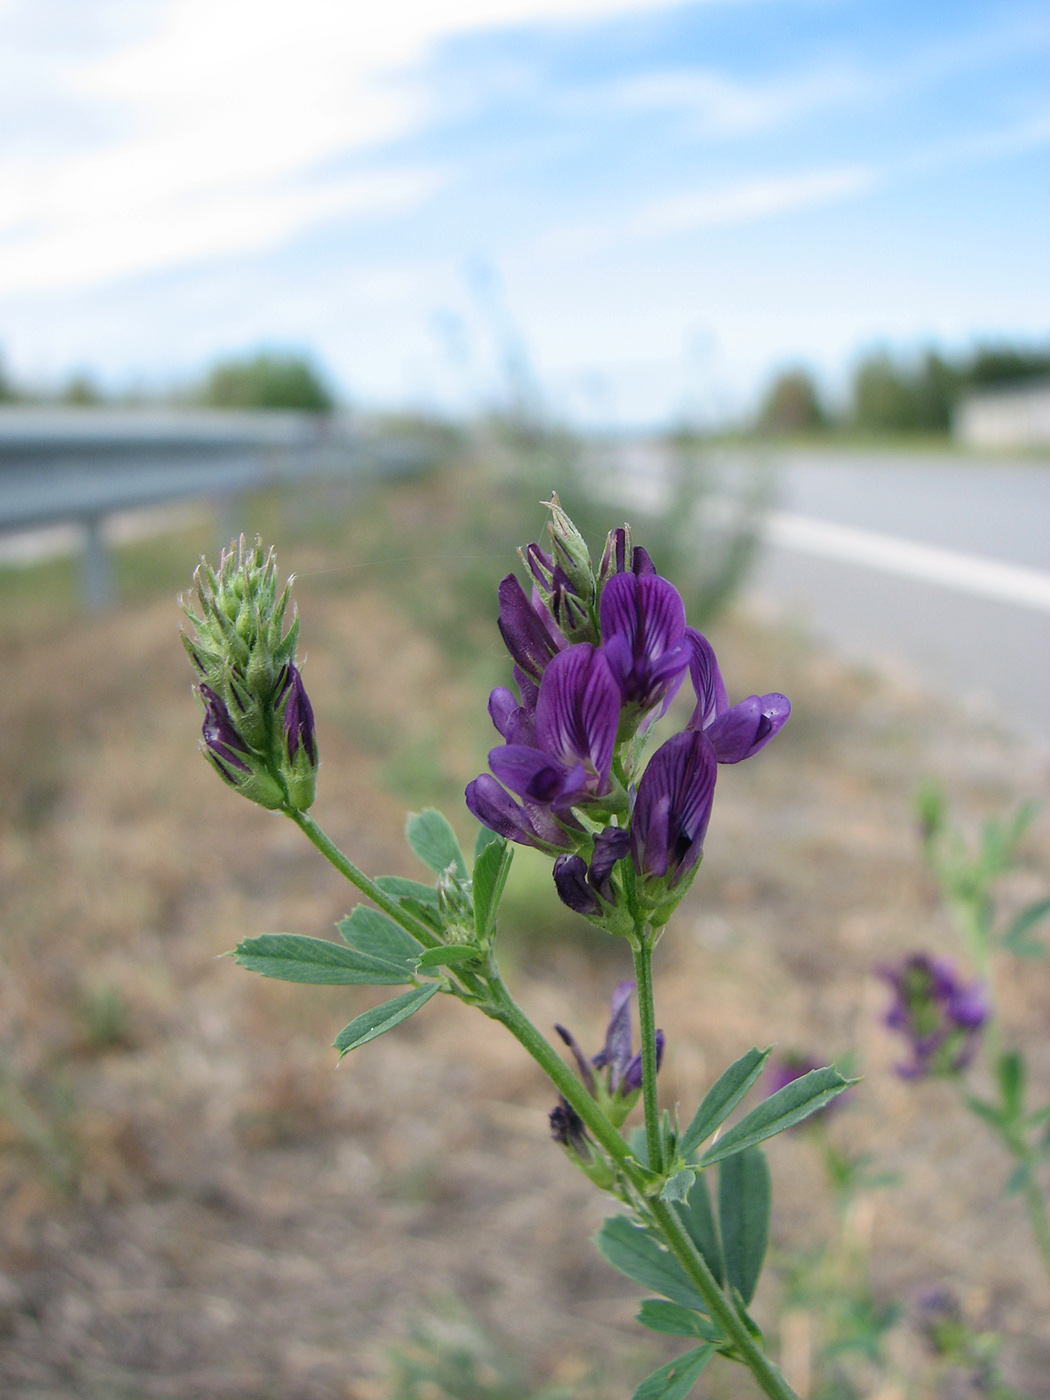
756 341 1050 437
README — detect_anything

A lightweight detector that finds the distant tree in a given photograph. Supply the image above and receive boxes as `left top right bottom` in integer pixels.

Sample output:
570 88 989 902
200 352 335 412
0 351 16 402
756 368 826 434
852 351 919 432
966 343 1050 388
851 340 1050 434
61 372 103 406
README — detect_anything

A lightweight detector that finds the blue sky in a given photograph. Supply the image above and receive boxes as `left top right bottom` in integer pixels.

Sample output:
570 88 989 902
0 0 1047 425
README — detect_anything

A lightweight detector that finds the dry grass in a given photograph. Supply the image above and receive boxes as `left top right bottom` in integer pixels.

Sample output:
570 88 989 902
0 477 1047 1399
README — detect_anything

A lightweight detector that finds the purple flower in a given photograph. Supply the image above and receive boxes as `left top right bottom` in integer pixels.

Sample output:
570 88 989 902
487 678 537 747
880 954 989 1079
553 827 632 916
280 663 316 767
465 774 576 853
686 629 790 763
549 1099 589 1156
496 574 565 683
599 572 690 724
487 644 620 811
553 981 665 1130
631 728 717 889
200 685 253 783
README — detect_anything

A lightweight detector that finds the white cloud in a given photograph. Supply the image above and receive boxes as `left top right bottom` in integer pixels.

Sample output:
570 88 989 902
603 64 869 136
632 165 876 236
0 0 691 294
537 163 877 258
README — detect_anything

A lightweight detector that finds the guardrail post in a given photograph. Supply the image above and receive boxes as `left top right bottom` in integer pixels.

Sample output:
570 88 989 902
81 514 114 611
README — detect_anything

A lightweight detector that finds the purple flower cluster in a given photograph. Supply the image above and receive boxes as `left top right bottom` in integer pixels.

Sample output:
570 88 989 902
550 981 665 1151
880 953 989 1079
466 506 790 920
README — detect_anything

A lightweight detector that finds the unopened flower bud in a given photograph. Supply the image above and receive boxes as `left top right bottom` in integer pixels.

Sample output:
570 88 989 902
597 524 657 595
199 686 285 809
542 493 594 603
182 537 316 810
278 663 319 811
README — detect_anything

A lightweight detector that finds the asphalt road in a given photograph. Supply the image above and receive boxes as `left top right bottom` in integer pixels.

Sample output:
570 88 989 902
740 450 1050 748
605 443 1050 748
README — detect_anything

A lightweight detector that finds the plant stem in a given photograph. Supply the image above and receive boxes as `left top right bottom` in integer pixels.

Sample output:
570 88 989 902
485 973 800 1400
285 808 440 948
632 931 663 1174
1022 1174 1050 1284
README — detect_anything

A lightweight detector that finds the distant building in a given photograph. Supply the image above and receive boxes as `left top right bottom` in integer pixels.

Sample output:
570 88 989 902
955 379 1050 449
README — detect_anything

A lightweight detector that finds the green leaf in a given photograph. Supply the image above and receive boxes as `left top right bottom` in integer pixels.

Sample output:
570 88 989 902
1001 897 1050 957
1005 1161 1032 1195
405 809 467 879
998 1051 1025 1120
679 1048 772 1158
374 875 440 907
333 983 440 1058
674 1173 724 1288
475 825 502 860
718 1147 770 1307
660 1169 696 1204
472 836 513 943
966 1095 1007 1131
336 906 424 977
700 1067 855 1165
636 1300 720 1341
416 944 482 970
232 933 412 986
594 1215 708 1313
632 1346 714 1400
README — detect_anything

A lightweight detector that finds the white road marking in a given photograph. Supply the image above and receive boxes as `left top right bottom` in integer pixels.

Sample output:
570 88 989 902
765 511 1050 614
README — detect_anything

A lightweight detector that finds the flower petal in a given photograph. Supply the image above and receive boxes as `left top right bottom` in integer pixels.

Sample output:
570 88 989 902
600 573 686 665
554 855 600 917
686 627 730 729
632 730 717 887
497 574 563 681
706 692 791 763
602 980 635 1089
534 645 619 787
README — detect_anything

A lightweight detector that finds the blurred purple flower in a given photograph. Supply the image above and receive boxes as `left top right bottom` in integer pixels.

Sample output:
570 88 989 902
880 953 989 1079
549 1099 589 1156
631 728 718 888
686 629 790 763
599 572 690 724
766 1054 851 1126
554 981 665 1124
487 644 620 811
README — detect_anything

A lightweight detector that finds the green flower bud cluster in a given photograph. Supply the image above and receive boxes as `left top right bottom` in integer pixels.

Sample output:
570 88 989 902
180 535 318 811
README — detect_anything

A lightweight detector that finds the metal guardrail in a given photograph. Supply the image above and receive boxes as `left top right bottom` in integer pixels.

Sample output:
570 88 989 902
0 407 433 606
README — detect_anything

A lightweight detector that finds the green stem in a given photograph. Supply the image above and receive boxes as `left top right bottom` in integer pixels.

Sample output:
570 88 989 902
632 932 662 1174
285 808 440 949
1022 1175 1050 1284
486 974 800 1400
286 809 493 1005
